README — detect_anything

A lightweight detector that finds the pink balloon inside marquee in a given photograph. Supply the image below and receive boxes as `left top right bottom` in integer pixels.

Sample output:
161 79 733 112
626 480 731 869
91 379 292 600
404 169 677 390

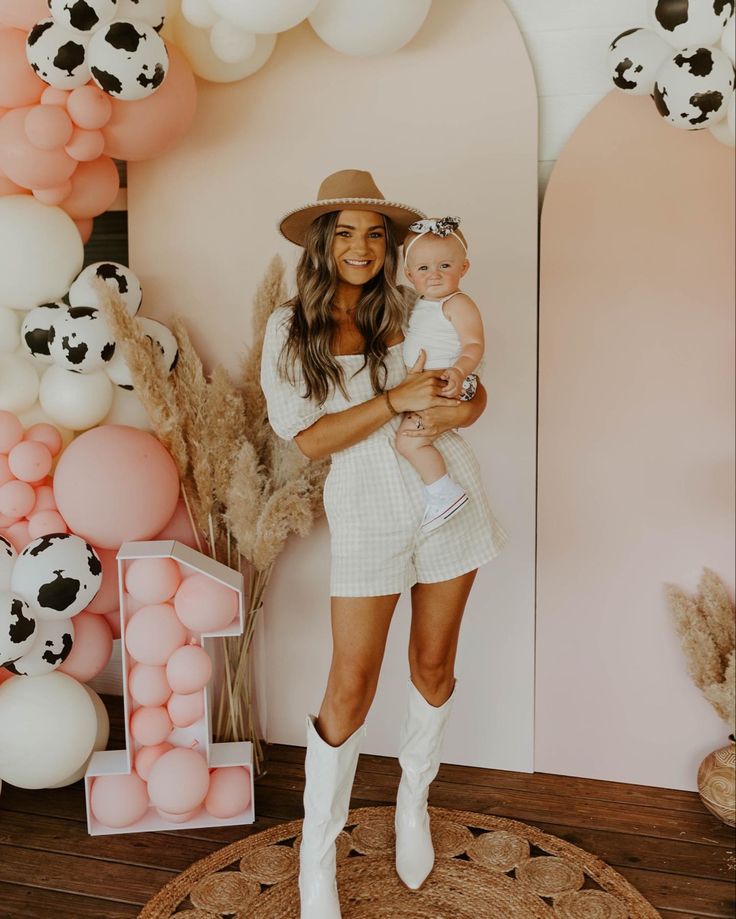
205 767 252 819
130 704 173 747
128 662 172 708
174 573 239 633
134 742 173 782
125 557 182 605
147 748 210 815
90 773 149 829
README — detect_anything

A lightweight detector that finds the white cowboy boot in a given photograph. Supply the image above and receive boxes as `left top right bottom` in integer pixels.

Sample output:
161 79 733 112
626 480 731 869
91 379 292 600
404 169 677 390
395 679 456 890
299 714 365 919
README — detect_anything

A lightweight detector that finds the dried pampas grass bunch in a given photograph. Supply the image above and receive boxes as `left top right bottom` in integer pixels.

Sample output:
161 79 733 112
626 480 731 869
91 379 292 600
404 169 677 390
97 257 329 775
666 568 735 734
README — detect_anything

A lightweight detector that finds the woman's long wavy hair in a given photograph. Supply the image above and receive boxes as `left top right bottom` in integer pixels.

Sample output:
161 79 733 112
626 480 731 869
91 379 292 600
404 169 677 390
278 211 408 406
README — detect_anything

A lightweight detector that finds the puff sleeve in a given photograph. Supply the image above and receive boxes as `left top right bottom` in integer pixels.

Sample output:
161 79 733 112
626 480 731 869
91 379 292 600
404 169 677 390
260 307 327 441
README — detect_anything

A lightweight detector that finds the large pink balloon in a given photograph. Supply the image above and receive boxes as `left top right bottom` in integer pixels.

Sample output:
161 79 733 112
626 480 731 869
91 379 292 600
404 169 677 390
0 29 45 108
60 154 119 219
0 0 49 30
0 107 77 190
102 44 197 162
53 425 180 549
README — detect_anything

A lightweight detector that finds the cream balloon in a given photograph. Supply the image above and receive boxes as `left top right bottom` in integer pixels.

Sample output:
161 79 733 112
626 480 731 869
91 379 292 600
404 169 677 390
102 385 153 431
0 197 83 311
0 308 19 353
172 8 277 82
309 0 432 56
210 19 257 63
0 670 97 788
39 365 113 431
46 685 110 787
709 99 735 145
209 0 317 33
722 13 735 63
181 0 217 28
0 352 40 414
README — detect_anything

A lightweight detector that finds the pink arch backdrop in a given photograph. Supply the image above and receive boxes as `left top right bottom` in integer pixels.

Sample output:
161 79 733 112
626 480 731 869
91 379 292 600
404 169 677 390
538 91 735 791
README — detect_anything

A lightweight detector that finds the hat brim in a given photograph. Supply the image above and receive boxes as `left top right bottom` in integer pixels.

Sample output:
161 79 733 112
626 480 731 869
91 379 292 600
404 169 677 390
279 198 426 246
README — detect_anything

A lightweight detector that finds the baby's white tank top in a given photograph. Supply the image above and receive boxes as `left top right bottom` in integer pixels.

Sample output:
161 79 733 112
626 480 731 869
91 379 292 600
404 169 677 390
402 293 462 370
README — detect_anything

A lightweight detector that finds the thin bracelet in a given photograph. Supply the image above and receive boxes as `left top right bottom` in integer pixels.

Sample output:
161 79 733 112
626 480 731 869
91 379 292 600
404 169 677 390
384 390 399 415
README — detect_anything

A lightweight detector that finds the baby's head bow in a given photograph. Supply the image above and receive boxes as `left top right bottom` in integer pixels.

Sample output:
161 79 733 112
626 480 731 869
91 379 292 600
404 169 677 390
404 216 467 264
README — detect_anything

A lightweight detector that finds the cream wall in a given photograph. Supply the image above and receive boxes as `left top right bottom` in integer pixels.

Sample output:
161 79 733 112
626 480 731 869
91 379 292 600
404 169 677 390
128 0 538 769
537 92 735 791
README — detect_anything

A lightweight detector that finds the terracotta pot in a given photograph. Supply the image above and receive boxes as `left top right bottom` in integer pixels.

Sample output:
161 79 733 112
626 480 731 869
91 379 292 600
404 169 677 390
697 733 736 827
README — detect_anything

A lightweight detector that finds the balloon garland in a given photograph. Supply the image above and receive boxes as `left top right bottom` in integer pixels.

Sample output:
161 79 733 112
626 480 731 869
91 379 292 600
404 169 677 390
609 0 736 146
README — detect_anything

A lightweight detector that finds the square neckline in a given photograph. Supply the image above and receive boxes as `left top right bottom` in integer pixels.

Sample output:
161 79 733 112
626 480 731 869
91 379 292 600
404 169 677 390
333 340 405 360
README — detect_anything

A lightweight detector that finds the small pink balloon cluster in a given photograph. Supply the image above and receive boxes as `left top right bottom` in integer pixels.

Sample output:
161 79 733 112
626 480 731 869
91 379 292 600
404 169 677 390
0 409 66 550
89 555 250 829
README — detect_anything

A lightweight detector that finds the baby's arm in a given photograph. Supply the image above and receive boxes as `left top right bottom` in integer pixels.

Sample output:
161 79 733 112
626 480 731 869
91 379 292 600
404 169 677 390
441 293 485 397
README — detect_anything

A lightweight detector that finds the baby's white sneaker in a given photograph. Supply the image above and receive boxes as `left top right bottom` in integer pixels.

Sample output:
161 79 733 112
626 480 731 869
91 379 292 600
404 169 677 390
421 476 468 533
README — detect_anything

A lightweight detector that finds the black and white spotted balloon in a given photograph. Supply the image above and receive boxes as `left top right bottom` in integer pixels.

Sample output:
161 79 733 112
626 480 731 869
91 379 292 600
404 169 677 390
0 594 37 668
653 45 735 128
69 262 142 317
138 317 178 373
21 302 69 365
0 535 15 593
116 0 168 32
11 534 102 620
608 28 673 95
48 306 116 373
48 0 119 35
26 18 91 89
5 616 74 676
649 0 735 49
86 19 169 100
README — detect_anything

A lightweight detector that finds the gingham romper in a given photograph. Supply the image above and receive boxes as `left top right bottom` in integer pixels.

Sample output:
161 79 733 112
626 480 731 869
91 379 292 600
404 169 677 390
260 306 507 597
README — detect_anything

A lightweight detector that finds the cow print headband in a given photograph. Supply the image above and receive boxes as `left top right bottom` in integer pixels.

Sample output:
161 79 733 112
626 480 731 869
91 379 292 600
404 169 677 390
403 216 467 264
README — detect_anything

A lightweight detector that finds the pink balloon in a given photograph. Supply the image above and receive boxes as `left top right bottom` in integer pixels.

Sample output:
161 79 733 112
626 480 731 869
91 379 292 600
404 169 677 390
0 456 12 487
125 557 182 605
174 574 239 633
125 603 187 665
134 741 173 781
0 480 35 518
24 105 73 151
57 611 113 683
0 173 29 196
147 747 210 815
74 216 93 243
67 85 112 130
1 520 30 551
103 609 121 640
0 1 49 31
0 28 45 108
0 667 14 686
27 509 68 539
85 546 118 614
166 644 212 695
53 426 180 550
154 498 200 549
8 440 52 482
205 766 252 819
0 410 23 452
102 44 197 162
90 772 149 829
24 423 63 457
41 87 70 107
167 690 204 728
65 127 105 162
0 107 77 190
32 484 56 513
128 662 171 707
156 806 201 824
32 180 72 206
59 154 118 220
130 704 172 746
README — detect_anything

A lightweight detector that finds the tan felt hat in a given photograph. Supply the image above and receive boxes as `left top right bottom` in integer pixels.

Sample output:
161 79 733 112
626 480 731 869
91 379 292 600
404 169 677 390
279 169 426 246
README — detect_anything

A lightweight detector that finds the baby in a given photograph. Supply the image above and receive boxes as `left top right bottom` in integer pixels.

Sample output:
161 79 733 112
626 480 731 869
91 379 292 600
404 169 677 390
397 217 484 532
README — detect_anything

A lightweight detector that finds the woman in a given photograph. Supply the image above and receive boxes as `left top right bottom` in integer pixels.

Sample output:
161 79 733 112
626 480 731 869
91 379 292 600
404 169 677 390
260 169 506 918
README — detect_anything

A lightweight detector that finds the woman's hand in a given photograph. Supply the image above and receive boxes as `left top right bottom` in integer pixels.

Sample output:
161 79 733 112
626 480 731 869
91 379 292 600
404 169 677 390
401 383 487 438
388 350 461 414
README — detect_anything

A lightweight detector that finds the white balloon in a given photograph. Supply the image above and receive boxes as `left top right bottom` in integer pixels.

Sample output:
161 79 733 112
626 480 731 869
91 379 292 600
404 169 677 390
649 0 734 48
87 20 169 101
210 0 318 33
0 197 83 312
0 671 97 789
26 19 91 90
46 685 110 787
182 0 218 28
0 537 15 594
116 0 168 32
48 0 118 35
172 9 276 82
608 27 673 95
210 19 257 63
653 46 735 129
0 308 19 354
708 109 736 143
102 385 153 431
138 317 178 372
20 302 68 364
48 307 116 373
309 0 432 56
6 616 74 675
69 261 142 316
0 352 40 414
14 346 46 380
722 12 735 63
39 364 113 431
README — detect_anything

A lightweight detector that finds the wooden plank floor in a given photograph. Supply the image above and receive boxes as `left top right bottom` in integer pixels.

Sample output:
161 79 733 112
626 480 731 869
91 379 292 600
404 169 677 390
0 696 733 919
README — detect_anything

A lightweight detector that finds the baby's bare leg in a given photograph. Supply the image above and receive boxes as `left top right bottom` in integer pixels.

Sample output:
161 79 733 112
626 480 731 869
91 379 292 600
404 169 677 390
395 414 447 485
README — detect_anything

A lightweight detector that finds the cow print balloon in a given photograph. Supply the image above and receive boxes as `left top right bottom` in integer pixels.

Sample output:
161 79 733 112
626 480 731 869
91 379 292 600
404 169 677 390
649 0 734 49
5 616 74 675
48 0 119 35
26 18 91 90
0 593 37 667
138 317 178 374
11 534 102 620
653 45 735 128
69 261 142 317
0 535 15 593
115 0 167 32
86 19 169 100
609 27 673 95
20 302 69 365
48 306 116 373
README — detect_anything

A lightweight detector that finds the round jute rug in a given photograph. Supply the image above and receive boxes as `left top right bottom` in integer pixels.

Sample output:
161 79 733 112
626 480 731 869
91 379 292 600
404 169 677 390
138 806 662 918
